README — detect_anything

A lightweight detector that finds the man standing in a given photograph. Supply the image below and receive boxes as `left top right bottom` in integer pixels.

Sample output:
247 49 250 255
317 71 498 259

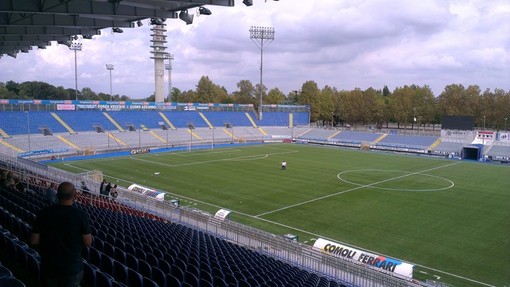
99 179 107 196
30 182 92 287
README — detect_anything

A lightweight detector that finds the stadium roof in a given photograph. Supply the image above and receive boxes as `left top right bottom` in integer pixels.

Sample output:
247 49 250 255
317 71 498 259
0 0 235 58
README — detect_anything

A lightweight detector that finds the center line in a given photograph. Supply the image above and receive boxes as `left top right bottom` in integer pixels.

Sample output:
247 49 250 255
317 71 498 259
255 161 460 217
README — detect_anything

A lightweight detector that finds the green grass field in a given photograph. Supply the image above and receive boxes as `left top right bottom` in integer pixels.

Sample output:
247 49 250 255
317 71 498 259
49 143 510 286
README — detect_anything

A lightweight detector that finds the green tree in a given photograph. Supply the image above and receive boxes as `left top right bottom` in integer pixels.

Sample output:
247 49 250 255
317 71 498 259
195 76 228 103
80 87 98 100
167 87 182 102
383 85 391 97
5 81 20 96
264 88 285 104
232 80 257 105
319 86 334 126
0 82 16 99
389 86 414 128
299 81 321 122
178 90 197 103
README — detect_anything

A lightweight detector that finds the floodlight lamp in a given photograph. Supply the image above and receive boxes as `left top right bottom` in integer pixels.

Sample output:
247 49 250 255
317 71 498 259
150 18 164 25
243 0 253 6
179 10 194 25
112 27 123 33
136 20 143 27
198 7 212 15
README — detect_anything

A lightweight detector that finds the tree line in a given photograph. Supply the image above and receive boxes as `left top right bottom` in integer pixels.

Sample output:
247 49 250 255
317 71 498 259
1 78 509 130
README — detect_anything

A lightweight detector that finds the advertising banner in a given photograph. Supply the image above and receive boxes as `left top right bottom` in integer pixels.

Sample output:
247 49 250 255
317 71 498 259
498 132 510 142
313 238 414 278
127 183 165 201
214 209 232 220
472 131 495 145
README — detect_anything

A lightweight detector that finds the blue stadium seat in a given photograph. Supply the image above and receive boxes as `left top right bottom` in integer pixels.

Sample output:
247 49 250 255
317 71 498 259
184 271 199 287
111 260 127 283
149 266 166 287
92 237 105 253
137 259 152 279
145 253 158 267
125 252 139 271
95 271 113 287
114 249 126 265
103 242 116 258
83 261 97 287
213 275 228 287
100 255 115 276
126 268 143 287
135 248 147 261
199 278 214 287
166 274 182 287
143 277 159 287
170 265 185 282
0 266 13 280
0 278 26 287
88 248 102 267
224 272 238 286
26 252 41 283
124 242 136 256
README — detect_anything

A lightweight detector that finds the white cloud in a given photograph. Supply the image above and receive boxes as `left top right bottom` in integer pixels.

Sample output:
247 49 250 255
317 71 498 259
1 0 509 98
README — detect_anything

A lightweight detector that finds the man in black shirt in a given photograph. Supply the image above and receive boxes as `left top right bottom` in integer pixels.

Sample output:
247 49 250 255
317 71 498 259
30 182 92 287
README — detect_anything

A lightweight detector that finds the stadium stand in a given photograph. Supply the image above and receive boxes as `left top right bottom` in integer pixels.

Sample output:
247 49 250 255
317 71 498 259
298 129 339 141
486 144 510 159
330 131 382 145
0 178 354 287
375 134 439 150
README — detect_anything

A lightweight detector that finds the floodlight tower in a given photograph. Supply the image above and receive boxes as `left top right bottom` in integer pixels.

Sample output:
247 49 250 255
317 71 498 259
69 42 82 101
165 54 174 101
150 18 169 103
250 26 275 120
106 64 114 100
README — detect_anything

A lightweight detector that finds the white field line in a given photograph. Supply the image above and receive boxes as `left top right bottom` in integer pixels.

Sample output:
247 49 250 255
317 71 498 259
247 211 496 287
255 162 460 217
129 149 299 167
65 159 494 286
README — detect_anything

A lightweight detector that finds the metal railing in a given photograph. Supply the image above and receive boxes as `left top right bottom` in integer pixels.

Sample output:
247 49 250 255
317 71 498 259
0 153 426 287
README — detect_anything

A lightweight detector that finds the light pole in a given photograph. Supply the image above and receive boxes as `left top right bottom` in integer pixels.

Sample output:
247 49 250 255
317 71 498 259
25 111 31 155
187 123 194 152
211 127 215 150
106 64 114 100
483 115 486 131
165 54 174 101
505 117 508 131
69 43 82 100
250 26 275 121
225 123 234 144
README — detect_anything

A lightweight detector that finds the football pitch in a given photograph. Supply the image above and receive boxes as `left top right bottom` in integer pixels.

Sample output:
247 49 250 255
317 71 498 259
49 143 510 286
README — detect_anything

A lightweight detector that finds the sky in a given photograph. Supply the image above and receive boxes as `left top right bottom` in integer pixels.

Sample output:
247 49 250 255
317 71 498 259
1 0 509 99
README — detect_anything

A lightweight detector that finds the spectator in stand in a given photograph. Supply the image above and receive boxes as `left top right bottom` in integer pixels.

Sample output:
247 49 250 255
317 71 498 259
110 184 118 200
104 182 112 197
80 181 90 196
30 181 92 287
99 179 107 196
45 183 58 204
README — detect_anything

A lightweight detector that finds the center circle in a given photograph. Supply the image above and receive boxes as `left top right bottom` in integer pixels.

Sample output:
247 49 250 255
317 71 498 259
337 169 455 192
